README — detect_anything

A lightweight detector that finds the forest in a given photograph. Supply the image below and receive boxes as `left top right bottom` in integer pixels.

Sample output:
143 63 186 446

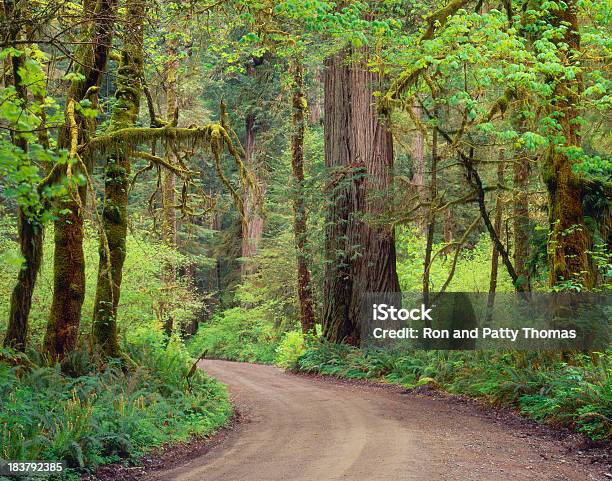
0 0 610 479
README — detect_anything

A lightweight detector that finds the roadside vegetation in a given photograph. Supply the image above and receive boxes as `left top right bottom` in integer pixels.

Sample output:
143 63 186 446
1 0 610 477
0 223 231 479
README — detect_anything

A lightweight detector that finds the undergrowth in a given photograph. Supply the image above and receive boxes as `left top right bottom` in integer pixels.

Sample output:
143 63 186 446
0 329 231 480
297 342 612 441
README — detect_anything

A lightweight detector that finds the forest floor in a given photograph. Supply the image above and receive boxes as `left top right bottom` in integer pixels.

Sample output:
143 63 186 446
87 360 610 481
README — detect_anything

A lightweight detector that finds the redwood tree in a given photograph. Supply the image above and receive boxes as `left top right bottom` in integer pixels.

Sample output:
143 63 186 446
322 49 400 344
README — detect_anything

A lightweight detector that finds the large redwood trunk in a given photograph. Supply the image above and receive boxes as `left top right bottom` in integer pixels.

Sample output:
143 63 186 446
411 101 427 235
241 113 264 278
290 58 315 334
322 50 400 344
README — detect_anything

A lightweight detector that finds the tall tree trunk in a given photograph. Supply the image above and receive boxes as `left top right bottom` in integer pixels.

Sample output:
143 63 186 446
411 101 427 235
423 105 438 316
308 67 323 125
161 46 178 338
513 143 531 290
322 49 400 344
241 112 264 278
2 0 44 352
486 157 506 322
92 0 144 358
290 58 315 335
44 0 117 359
542 0 593 289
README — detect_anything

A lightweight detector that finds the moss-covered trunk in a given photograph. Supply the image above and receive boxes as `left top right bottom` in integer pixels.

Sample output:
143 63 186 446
513 129 531 290
542 0 593 289
2 0 44 352
92 0 144 358
290 58 315 335
44 0 117 359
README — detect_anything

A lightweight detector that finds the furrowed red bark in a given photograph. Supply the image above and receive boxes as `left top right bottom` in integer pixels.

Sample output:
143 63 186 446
290 58 315 335
241 111 264 278
411 101 427 235
92 0 144 358
322 49 400 344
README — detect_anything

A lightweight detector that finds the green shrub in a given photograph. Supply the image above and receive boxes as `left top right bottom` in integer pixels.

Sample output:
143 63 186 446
189 307 279 363
0 332 231 479
275 331 306 369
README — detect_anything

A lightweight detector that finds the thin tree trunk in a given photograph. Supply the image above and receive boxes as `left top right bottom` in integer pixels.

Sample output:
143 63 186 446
443 207 454 254
2 0 43 352
290 58 315 335
423 106 438 317
486 157 506 322
92 0 144 358
44 0 117 359
161 46 178 338
411 101 427 235
322 49 400 344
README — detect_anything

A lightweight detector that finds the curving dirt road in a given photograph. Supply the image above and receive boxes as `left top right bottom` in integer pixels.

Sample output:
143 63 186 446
151 360 606 481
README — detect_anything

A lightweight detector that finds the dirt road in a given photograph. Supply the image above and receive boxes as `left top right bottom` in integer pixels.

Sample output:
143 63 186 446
150 360 605 481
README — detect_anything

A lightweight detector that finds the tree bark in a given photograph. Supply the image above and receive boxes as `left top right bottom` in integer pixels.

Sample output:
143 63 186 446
241 112 264 278
92 0 144 358
443 207 454 254
322 49 400 344
513 144 531 290
423 104 438 316
411 101 427 235
161 46 178 338
542 0 593 289
486 157 506 322
3 0 44 352
44 0 117 359
290 58 316 335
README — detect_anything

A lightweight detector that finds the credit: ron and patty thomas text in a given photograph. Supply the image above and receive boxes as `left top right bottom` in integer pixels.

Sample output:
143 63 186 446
370 303 577 341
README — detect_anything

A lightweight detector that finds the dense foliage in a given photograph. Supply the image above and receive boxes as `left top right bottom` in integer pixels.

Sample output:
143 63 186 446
0 334 230 480
0 0 610 475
